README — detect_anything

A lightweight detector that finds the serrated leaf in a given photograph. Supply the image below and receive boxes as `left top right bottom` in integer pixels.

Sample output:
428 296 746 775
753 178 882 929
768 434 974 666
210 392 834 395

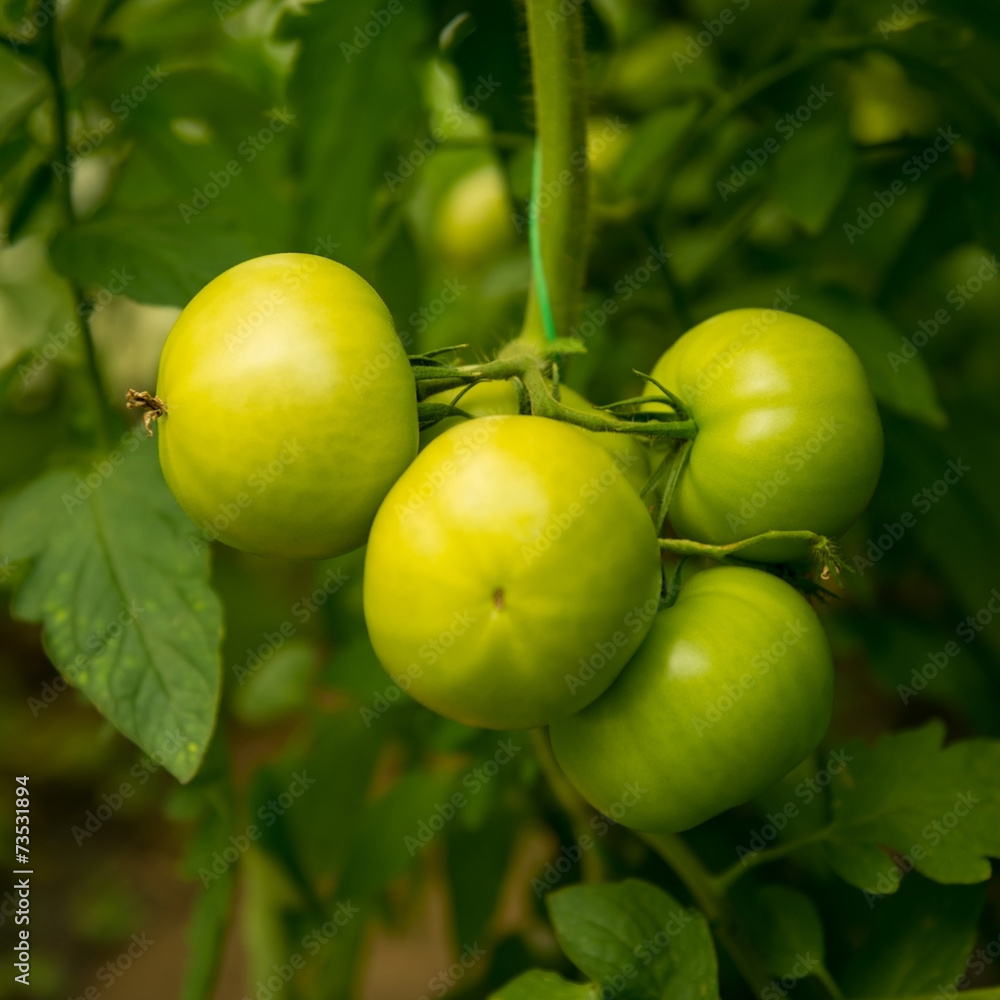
840 877 986 998
50 208 257 307
490 970 597 1000
824 722 1000 894
547 879 719 1000
795 288 947 427
740 886 825 978
0 441 222 782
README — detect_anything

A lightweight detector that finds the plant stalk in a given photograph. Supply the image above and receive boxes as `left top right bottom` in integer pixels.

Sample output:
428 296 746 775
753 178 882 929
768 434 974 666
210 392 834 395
521 0 589 343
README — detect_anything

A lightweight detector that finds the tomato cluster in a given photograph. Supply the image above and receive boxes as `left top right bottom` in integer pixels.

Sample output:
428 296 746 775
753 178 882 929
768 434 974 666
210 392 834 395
146 254 883 833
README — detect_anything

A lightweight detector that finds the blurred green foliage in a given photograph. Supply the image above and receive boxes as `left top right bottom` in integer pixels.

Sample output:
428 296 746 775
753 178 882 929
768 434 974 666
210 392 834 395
2 0 1000 998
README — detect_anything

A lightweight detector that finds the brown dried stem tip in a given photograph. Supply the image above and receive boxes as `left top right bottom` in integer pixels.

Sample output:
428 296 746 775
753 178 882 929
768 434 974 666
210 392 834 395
126 389 168 436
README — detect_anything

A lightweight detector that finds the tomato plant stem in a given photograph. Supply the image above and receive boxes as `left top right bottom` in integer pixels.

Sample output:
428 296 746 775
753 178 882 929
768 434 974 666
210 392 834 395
530 729 608 883
42 23 116 446
640 833 776 996
414 354 699 441
712 826 834 892
659 531 834 561
521 0 589 343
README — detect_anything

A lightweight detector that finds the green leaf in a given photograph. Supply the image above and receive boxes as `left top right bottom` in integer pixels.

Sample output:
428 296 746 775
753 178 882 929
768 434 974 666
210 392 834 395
339 770 458 899
490 969 597 1000
256 713 381 892
231 640 314 725
771 112 856 235
794 288 947 427
740 886 825 978
278 0 428 271
547 879 719 1000
0 440 222 782
180 870 236 1000
0 235 78 375
824 722 1000 895
840 877 986 998
50 208 257 307
448 814 518 946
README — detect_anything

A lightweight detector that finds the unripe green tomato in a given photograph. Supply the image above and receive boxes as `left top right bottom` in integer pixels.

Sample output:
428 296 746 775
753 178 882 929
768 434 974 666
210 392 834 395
550 566 834 833
645 310 883 561
363 415 663 729
421 381 651 494
155 253 418 559
435 164 514 268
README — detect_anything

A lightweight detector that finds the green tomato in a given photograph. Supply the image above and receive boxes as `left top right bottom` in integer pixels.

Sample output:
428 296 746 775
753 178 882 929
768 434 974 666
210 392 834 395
422 381 652 494
436 164 514 268
645 309 883 561
550 566 833 833
156 253 417 559
363 415 662 729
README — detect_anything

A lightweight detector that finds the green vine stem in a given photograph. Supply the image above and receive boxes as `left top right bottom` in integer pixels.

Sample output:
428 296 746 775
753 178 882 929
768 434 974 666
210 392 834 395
639 833 774 995
414 353 698 441
530 729 607 884
659 531 846 578
521 0 589 344
711 826 835 893
41 19 115 445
